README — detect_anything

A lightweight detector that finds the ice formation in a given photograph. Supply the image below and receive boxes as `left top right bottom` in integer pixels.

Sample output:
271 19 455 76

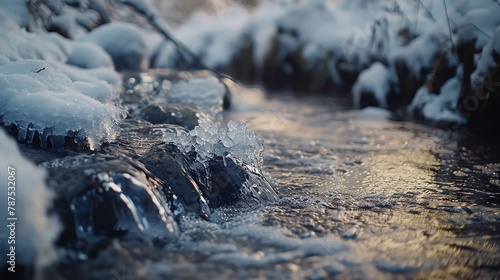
164 120 264 168
0 130 61 267
0 60 124 148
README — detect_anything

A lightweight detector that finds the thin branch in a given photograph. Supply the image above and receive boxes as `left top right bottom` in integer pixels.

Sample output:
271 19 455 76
443 0 454 48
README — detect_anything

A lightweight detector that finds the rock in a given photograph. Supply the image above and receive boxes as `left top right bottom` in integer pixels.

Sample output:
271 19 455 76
139 103 214 130
139 144 211 219
43 154 179 250
203 155 279 207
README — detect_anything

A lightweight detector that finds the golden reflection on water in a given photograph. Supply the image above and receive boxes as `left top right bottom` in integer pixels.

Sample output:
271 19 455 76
225 86 500 278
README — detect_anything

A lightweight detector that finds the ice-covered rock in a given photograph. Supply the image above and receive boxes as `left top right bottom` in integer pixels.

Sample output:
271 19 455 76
0 60 124 149
162 121 277 209
165 121 264 168
0 130 61 268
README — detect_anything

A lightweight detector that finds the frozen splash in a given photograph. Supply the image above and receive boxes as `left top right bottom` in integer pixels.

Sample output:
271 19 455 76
164 120 264 168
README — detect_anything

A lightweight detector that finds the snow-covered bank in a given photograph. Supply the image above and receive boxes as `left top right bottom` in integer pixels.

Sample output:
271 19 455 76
171 0 500 128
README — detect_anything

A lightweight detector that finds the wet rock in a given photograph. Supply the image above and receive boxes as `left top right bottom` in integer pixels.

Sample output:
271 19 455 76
203 155 279 207
43 154 179 249
139 144 211 219
139 103 214 130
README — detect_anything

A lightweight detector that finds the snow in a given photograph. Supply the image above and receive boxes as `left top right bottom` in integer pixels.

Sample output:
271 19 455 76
0 60 124 149
352 62 392 108
83 22 150 71
409 77 466 124
67 41 114 69
74 80 117 103
0 12 70 65
175 9 249 69
0 0 31 28
241 3 285 69
0 129 61 267
457 2 500 49
472 25 500 83
390 32 448 78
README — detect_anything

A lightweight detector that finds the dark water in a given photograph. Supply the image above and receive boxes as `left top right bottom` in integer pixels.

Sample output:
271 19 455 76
44 85 500 280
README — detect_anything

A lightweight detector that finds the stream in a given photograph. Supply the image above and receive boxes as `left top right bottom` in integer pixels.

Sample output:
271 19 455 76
43 80 500 280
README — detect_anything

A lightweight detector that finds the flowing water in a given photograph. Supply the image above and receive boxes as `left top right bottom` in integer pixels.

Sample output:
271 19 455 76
44 83 500 280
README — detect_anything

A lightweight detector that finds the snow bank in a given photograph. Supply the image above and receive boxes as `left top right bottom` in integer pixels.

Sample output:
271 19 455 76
0 130 61 267
0 60 124 148
0 11 70 65
0 0 32 28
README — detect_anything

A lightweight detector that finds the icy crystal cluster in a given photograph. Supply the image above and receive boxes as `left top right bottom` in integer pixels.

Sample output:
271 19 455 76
164 120 264 168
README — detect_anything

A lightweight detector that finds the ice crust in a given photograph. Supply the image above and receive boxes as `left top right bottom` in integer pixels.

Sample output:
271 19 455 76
0 60 124 148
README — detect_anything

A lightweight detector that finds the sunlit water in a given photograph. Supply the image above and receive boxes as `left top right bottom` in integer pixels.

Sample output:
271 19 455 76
45 84 500 280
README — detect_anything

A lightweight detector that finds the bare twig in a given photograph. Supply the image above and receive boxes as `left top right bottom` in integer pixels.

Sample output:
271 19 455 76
443 0 454 48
